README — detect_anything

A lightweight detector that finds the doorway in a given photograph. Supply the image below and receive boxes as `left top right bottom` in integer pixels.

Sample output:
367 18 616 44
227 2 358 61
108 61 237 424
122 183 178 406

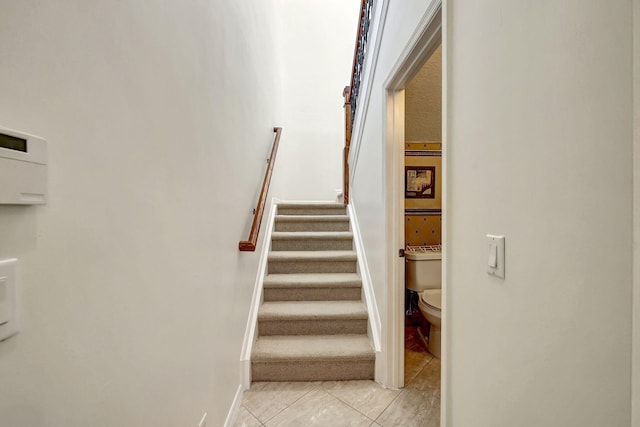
382 2 445 424
403 41 443 397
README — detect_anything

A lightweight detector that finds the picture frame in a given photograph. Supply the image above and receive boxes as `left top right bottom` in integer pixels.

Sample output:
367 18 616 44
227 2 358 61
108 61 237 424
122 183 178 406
405 166 436 199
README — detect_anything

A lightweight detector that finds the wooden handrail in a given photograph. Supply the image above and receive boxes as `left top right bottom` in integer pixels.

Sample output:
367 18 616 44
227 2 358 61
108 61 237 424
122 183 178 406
239 127 282 252
343 86 352 205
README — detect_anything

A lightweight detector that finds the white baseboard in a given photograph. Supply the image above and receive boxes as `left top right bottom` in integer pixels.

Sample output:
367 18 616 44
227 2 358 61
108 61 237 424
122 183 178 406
223 384 245 427
347 201 382 357
239 198 279 389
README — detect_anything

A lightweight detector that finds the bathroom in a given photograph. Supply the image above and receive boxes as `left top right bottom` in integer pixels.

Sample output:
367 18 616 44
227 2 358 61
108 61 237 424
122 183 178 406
403 43 442 398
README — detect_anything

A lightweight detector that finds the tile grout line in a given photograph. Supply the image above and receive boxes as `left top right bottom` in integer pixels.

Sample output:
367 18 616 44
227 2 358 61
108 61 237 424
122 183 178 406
408 356 436 387
404 367 424 385
372 351 436 426
405 354 434 386
372 387 406 425
239 403 263 426
257 383 324 424
319 383 378 425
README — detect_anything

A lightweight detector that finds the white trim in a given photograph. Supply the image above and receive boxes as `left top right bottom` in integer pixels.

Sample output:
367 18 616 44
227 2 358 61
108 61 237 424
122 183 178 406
383 3 442 89
239 198 279 389
348 0 390 178
223 384 244 427
383 88 406 389
347 201 382 356
440 1 449 425
381 0 444 402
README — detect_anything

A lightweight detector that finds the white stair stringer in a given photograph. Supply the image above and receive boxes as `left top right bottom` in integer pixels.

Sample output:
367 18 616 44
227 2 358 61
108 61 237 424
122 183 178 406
348 200 382 381
240 199 279 390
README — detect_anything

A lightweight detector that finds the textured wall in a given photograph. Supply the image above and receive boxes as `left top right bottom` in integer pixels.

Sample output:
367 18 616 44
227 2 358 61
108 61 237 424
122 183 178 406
404 143 442 247
405 45 442 142
398 43 445 252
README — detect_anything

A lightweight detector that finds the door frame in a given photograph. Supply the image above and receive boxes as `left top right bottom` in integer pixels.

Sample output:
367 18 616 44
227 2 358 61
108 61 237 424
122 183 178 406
382 0 446 422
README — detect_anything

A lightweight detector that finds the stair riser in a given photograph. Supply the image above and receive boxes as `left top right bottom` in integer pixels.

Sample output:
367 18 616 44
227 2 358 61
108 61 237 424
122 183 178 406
258 319 368 336
274 221 350 232
271 239 353 251
268 260 356 274
263 287 361 301
278 207 347 215
252 360 374 382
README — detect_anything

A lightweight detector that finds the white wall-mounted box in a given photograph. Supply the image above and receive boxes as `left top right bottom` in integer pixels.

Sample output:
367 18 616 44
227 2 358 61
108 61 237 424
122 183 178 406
0 126 47 204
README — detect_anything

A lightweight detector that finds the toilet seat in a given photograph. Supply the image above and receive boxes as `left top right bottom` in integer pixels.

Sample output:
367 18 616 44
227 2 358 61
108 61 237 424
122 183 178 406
420 289 441 311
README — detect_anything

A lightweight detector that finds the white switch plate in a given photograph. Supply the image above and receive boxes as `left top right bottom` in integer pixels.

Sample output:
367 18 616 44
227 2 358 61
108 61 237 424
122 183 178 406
0 258 19 341
486 235 505 279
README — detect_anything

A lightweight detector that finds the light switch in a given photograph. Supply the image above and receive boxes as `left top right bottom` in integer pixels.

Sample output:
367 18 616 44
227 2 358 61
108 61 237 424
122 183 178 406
488 243 498 268
0 259 18 341
486 235 505 279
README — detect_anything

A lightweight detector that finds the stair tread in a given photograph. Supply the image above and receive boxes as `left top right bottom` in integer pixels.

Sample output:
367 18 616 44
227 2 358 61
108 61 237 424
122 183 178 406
255 201 374 379
259 300 367 320
252 335 374 361
264 273 362 288
271 231 353 240
268 250 356 261
277 203 345 210
275 215 349 222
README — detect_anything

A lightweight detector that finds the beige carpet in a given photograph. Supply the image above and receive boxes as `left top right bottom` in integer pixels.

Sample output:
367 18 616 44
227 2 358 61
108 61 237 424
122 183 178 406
251 203 375 382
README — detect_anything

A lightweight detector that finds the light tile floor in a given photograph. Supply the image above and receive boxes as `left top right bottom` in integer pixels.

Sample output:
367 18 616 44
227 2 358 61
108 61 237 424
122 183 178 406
234 325 440 427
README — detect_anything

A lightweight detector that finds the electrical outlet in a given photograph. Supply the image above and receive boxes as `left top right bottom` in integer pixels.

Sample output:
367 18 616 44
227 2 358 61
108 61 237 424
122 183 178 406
198 413 207 427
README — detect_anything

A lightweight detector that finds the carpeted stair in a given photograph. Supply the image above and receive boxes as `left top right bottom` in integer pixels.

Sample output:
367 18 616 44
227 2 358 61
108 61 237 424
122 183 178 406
251 203 375 382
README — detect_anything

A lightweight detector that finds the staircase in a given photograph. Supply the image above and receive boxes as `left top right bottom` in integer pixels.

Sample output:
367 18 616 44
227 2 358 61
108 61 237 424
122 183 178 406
251 203 375 382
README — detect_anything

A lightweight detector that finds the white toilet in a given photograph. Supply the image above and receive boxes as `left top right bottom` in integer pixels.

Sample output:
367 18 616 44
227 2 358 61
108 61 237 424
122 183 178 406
405 246 442 358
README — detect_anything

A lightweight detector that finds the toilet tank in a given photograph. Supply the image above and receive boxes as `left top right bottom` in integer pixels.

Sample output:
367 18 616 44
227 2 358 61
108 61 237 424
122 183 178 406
405 247 442 292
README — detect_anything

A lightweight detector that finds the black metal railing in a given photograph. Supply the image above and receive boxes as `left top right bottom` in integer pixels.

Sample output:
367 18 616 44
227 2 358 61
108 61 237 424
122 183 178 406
349 0 374 131
342 0 374 204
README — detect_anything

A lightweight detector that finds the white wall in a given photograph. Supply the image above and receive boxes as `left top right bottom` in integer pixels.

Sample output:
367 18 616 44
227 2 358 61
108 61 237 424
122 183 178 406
0 1 279 426
349 0 442 386
634 0 640 425
446 1 632 425
270 0 360 202
352 0 633 425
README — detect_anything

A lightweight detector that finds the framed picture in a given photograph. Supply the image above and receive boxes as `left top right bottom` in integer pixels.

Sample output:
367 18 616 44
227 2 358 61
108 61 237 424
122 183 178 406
405 166 436 199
